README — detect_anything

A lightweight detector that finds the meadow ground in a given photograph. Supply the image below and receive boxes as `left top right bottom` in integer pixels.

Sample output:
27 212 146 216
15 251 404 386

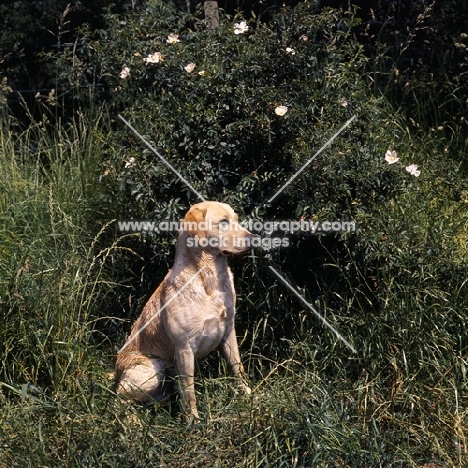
1 3 468 466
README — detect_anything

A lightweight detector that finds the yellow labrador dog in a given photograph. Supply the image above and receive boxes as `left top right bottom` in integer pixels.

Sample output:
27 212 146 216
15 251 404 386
115 201 255 419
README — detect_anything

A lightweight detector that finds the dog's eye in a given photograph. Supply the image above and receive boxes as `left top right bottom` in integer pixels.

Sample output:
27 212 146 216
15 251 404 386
218 219 230 229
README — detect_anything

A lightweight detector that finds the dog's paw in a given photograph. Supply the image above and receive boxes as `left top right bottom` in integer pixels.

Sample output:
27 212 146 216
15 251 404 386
239 381 252 395
183 409 202 425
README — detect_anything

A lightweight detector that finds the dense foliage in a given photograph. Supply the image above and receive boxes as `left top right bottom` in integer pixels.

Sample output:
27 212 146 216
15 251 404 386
1 0 467 466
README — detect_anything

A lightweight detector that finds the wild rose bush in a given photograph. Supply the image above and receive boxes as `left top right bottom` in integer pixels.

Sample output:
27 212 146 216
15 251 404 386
80 1 406 224
71 0 454 339
57 0 467 378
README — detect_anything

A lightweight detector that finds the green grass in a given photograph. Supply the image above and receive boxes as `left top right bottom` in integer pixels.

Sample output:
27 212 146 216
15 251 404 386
0 102 467 467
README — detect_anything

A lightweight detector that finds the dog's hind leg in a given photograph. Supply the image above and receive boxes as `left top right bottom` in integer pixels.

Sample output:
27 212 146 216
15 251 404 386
116 354 167 403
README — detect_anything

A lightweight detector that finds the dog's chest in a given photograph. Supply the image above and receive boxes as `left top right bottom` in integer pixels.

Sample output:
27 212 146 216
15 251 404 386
189 290 233 357
200 270 234 320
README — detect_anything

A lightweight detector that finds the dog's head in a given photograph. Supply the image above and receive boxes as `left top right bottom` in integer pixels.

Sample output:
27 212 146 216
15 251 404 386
182 201 256 256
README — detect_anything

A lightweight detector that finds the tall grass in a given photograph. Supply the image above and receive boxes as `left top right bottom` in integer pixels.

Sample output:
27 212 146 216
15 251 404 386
0 103 468 467
1 83 468 468
0 105 120 398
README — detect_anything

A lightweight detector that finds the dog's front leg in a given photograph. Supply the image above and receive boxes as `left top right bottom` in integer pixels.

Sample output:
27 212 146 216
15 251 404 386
219 326 251 395
175 346 199 421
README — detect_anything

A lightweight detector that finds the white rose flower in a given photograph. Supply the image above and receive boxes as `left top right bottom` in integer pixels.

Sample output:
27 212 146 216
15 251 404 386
167 33 180 44
144 52 164 63
184 63 196 73
405 164 421 177
384 150 399 164
234 21 249 35
274 105 288 116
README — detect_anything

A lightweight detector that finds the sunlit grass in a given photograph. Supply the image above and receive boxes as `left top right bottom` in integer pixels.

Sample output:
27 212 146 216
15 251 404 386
1 85 467 468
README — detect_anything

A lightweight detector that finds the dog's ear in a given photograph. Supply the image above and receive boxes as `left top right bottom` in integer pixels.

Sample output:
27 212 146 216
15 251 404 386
183 206 207 238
